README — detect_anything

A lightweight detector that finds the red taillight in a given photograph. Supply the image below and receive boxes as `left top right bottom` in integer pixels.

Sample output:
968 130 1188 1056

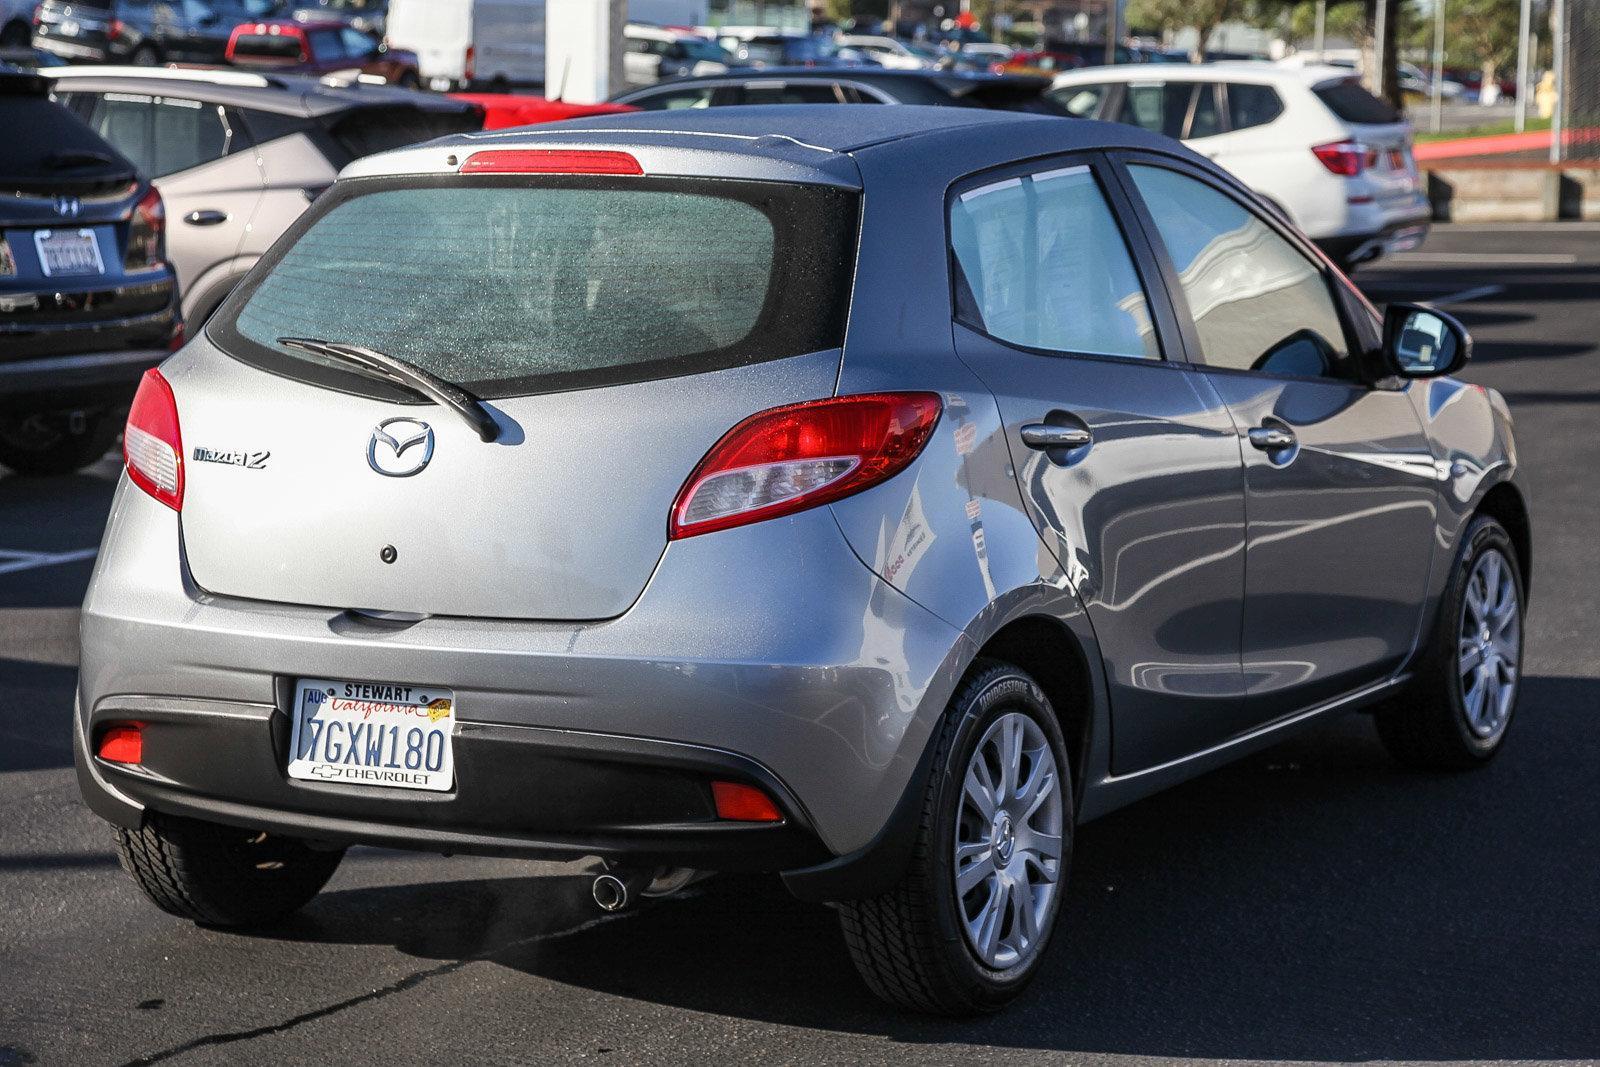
1312 140 1368 177
711 781 783 822
463 43 475 82
32 3 42 26
108 17 126 39
670 392 942 540
124 368 184 511
97 723 144 765
124 185 165 270
458 149 644 175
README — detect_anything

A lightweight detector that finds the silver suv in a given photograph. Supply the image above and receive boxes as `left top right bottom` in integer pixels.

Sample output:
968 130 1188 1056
77 106 1530 1015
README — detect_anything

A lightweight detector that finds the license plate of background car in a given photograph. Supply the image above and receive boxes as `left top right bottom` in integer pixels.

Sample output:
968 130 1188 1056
287 679 456 792
33 229 104 277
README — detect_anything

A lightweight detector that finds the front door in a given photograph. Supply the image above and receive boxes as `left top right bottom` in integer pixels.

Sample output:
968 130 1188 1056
1121 158 1438 720
947 155 1250 774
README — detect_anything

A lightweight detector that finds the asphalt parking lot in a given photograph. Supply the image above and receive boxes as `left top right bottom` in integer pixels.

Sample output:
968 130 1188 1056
3 223 1598 1066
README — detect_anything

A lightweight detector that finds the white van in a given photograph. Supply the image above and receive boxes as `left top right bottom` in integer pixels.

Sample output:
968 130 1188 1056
386 0 546 90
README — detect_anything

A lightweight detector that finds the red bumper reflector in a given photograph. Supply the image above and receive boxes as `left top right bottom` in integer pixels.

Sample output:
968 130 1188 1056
97 723 144 765
458 149 644 175
711 781 783 822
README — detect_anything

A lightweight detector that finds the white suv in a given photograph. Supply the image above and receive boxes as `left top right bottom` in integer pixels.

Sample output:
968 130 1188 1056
1049 64 1430 270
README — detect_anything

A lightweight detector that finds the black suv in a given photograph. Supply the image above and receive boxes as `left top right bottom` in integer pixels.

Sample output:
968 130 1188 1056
0 71 179 474
34 0 281 66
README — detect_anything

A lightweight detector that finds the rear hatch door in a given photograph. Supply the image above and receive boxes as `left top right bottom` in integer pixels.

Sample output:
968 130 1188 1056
178 168 858 621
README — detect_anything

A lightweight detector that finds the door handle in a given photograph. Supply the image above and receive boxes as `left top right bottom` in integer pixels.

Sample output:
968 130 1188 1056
1247 425 1297 452
183 209 228 226
1021 424 1092 451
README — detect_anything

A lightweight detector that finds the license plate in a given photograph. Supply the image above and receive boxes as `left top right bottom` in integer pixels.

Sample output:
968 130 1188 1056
287 678 455 791
34 228 104 278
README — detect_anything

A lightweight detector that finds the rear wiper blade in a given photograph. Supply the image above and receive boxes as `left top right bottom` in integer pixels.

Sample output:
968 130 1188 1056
278 337 500 443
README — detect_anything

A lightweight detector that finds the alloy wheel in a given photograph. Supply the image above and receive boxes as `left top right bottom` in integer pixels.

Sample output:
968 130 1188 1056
953 710 1064 969
1458 547 1521 740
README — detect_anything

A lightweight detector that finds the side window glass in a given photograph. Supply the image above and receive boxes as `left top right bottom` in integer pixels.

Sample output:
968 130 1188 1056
950 164 1159 360
1187 84 1222 139
309 29 344 60
151 97 229 176
89 94 157 176
1226 83 1284 130
1050 82 1107 118
1118 82 1191 138
1129 165 1349 377
340 28 377 58
631 87 716 110
740 83 843 104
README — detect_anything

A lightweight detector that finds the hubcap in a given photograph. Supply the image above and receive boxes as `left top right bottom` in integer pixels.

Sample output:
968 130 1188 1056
1458 547 1520 741
953 711 1064 970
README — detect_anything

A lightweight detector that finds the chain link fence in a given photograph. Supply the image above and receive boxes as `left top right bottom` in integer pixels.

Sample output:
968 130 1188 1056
1560 0 1599 160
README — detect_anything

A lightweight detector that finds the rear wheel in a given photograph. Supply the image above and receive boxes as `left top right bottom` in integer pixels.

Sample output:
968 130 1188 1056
837 662 1072 1014
0 411 120 476
116 813 345 927
130 43 161 66
0 19 31 47
1375 515 1524 769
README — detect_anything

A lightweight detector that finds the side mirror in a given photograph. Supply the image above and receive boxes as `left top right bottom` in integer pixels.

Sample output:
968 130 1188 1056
1382 302 1471 378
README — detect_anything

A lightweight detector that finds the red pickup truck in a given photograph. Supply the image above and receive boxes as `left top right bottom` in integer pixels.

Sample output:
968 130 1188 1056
226 20 422 87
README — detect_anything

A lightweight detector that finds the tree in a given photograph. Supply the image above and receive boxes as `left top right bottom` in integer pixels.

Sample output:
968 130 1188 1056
1126 0 1245 59
1449 0 1521 93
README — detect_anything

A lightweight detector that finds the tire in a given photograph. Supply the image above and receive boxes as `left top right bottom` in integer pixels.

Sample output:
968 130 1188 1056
837 661 1073 1015
116 813 345 928
1375 515 1525 770
0 19 31 47
0 412 121 476
130 43 161 66
398 70 421 90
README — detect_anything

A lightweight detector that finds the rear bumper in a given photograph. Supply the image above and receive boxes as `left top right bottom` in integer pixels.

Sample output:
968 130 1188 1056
74 694 831 871
1314 206 1431 266
76 483 968 876
0 347 167 407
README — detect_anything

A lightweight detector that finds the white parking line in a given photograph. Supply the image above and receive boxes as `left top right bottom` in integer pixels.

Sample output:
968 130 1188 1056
1388 252 1579 265
1431 284 1507 307
0 548 99 576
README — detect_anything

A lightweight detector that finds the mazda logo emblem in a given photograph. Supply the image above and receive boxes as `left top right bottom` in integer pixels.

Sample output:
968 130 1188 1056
53 195 81 219
367 418 434 477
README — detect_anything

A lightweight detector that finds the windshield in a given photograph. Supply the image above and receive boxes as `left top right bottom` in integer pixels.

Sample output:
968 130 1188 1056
213 175 859 400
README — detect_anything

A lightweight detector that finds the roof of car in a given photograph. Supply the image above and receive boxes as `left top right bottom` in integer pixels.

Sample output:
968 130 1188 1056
1051 61 1356 87
40 66 474 116
507 103 1061 152
623 66 1048 88
345 103 1209 192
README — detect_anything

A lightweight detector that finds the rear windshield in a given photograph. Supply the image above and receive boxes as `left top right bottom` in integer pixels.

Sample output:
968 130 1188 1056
211 175 859 400
1314 77 1401 124
231 34 306 62
320 106 486 164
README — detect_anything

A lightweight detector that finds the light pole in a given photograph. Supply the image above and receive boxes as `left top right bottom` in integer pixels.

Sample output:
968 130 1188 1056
1550 0 1565 163
1314 0 1326 59
1372 0 1388 99
1430 0 1445 133
1514 0 1533 131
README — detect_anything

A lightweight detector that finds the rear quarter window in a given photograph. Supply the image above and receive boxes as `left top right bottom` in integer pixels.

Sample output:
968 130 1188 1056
1313 77 1401 124
211 175 859 400
1225 82 1284 130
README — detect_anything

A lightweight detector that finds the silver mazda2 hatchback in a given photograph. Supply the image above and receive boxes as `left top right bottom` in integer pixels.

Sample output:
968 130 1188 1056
78 106 1530 1015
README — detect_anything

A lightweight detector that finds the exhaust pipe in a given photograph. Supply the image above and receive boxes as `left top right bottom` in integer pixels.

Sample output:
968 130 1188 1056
591 869 647 912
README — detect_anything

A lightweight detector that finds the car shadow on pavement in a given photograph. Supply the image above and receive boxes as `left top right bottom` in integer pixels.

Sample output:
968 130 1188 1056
246 674 1600 1061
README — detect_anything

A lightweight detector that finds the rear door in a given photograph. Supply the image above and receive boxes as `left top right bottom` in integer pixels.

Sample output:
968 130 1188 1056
179 168 859 621
69 90 264 304
1118 156 1437 720
947 154 1250 774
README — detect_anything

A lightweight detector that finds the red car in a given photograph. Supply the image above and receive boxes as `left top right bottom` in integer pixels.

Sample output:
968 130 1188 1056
226 20 422 87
